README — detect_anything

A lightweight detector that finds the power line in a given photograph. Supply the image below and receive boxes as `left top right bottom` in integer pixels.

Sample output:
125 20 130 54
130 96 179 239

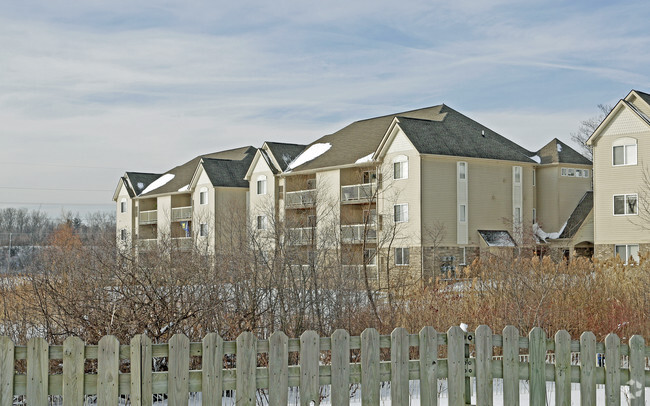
0 186 112 192
0 161 124 170
0 201 113 207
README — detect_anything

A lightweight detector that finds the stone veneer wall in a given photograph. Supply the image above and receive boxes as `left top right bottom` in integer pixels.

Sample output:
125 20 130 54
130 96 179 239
422 246 480 282
594 243 650 262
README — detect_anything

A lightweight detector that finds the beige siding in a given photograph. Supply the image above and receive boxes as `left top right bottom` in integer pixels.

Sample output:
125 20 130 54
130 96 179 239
115 183 135 245
535 165 591 232
215 187 248 248
315 169 341 247
248 156 276 226
193 169 214 250
157 195 172 239
592 109 650 245
572 211 594 245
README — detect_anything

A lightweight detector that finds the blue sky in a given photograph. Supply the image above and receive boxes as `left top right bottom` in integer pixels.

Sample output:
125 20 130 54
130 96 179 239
1 0 649 217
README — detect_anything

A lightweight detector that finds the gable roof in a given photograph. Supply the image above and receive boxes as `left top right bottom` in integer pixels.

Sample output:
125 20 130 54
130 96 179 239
633 89 650 107
478 230 517 247
534 138 592 165
139 146 255 197
559 191 593 239
587 91 650 145
201 155 254 188
394 110 536 163
265 142 306 171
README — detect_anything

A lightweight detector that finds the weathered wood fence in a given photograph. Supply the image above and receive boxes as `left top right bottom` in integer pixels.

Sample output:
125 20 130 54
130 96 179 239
0 326 648 405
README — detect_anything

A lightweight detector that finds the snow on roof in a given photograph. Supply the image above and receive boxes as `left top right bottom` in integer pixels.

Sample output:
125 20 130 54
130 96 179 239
178 184 190 192
557 144 563 152
137 182 144 189
142 174 175 194
530 155 541 164
533 222 567 242
286 143 331 171
355 153 374 164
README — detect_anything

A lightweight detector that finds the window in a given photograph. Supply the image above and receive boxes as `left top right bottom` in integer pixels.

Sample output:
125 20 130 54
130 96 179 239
514 207 521 224
615 244 639 264
395 248 409 266
612 138 637 166
513 166 522 184
394 204 408 223
459 247 467 265
393 155 408 180
199 187 208 205
306 179 317 189
199 223 208 237
256 175 267 195
561 168 590 177
532 169 536 186
364 248 376 266
120 198 127 213
613 194 638 215
363 171 377 184
532 208 537 224
458 162 467 180
120 229 127 241
256 215 267 230
363 209 377 224
459 204 466 223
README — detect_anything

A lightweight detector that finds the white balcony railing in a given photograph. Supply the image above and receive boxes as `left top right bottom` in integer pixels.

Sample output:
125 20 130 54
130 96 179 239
341 183 376 203
172 206 192 221
171 237 193 251
285 190 316 208
288 227 315 245
137 238 157 251
341 224 376 243
139 210 157 225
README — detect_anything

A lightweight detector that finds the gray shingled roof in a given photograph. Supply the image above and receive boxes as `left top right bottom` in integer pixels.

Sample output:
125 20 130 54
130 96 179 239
125 172 161 197
202 154 254 188
559 191 593 239
535 139 592 165
139 146 255 197
287 105 538 172
396 111 535 163
265 142 306 171
633 90 650 107
478 230 517 247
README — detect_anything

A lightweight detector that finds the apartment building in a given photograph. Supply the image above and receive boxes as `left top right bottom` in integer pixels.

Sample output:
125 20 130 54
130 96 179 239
587 90 650 262
244 104 593 281
114 146 255 255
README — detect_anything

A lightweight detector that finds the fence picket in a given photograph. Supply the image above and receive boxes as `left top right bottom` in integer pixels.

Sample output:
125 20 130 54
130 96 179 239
300 330 320 406
97 335 119 406
475 325 492 406
390 328 409 406
236 332 257 406
418 326 438 406
202 333 224 406
528 327 546 406
579 331 596 406
447 326 465 406
331 329 350 406
0 336 14 406
361 328 380 406
168 334 190 406
269 331 288 406
62 336 85 406
502 326 519 406
139 334 153 406
628 335 645 406
27 337 48 406
604 333 620 406
554 330 571 406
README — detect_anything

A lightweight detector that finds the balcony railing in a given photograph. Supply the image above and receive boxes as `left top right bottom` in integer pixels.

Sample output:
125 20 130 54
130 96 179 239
342 264 378 279
139 210 157 225
137 238 157 251
341 183 376 203
172 206 192 221
287 227 315 245
171 237 193 251
341 224 377 243
285 190 316 208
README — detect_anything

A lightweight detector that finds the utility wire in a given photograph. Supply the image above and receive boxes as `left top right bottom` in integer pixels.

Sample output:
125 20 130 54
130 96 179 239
0 186 112 192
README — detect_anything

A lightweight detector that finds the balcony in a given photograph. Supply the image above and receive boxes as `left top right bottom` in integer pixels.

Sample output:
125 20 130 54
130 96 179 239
342 264 378 279
139 210 157 225
285 190 316 208
172 206 192 221
137 238 157 251
171 237 193 251
341 224 376 243
288 227 315 245
341 183 376 204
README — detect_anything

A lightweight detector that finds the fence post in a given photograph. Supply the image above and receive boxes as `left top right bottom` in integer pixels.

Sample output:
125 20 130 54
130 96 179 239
202 333 224 406
27 337 49 406
330 329 350 406
604 333 620 406
475 325 492 406
447 326 465 406
63 336 85 406
236 332 257 406
0 336 15 406
361 328 379 406
300 331 320 406
168 334 190 406
418 326 438 406
502 326 519 406
528 327 546 406
579 331 596 406
130 334 153 406
97 335 120 406
391 328 409 406
269 331 288 406
554 330 571 406
628 335 645 406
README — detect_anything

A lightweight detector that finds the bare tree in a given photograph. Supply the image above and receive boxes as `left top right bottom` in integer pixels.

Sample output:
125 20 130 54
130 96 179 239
570 104 612 160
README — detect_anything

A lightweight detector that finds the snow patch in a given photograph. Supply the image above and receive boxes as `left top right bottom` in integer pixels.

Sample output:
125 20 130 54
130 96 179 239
529 155 541 164
136 182 144 190
286 143 331 171
534 222 567 242
355 153 374 164
178 184 190 192
142 174 175 194
557 144 563 152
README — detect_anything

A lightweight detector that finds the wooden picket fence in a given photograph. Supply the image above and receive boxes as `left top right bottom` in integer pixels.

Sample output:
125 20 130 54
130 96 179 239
0 326 648 406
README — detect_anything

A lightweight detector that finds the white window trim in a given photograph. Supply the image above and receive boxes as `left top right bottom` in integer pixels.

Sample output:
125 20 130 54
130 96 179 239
612 137 638 167
613 194 638 216
532 169 536 186
120 229 127 241
256 175 267 195
513 166 522 185
560 168 590 178
257 215 267 230
199 187 208 205
615 244 639 264
394 203 408 223
395 247 410 266
457 161 467 180
199 223 208 237
458 204 467 223
393 155 409 180
120 198 127 213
